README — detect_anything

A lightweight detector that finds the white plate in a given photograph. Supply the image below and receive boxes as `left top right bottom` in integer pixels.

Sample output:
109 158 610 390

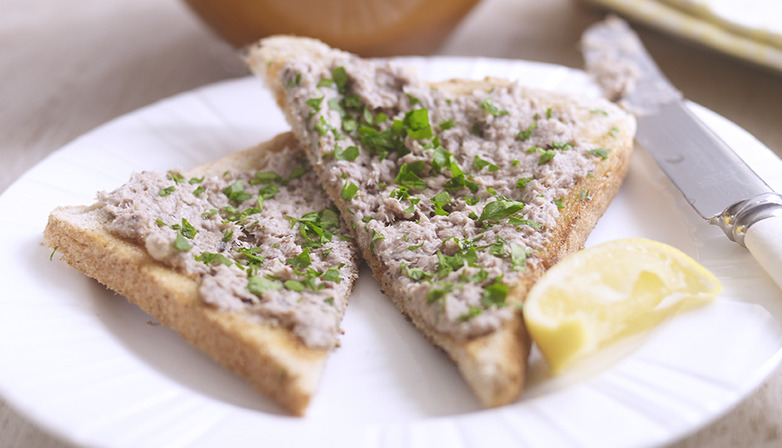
1 57 781 448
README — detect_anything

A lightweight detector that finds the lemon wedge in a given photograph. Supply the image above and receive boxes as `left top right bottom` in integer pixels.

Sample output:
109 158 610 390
523 238 722 374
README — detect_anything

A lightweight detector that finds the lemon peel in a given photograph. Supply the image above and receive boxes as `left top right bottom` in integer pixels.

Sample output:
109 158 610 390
523 238 722 374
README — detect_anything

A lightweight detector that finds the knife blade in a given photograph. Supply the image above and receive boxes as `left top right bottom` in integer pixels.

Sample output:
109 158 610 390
581 16 782 291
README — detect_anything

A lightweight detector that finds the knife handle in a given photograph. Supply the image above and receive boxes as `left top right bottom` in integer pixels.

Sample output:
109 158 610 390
745 215 782 292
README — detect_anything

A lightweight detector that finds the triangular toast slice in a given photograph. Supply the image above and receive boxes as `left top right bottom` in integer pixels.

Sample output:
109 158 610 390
44 132 360 415
247 38 636 407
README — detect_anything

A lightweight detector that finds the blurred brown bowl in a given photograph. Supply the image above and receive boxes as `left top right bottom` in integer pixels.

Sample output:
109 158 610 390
183 0 481 57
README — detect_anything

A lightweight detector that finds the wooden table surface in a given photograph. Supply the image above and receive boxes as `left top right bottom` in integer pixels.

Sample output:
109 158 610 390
2 0 781 446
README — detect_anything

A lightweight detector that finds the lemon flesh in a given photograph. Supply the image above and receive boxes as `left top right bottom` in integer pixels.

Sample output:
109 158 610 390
524 238 722 374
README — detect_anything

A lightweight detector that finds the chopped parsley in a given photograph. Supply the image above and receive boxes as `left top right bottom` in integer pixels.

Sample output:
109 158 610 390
195 251 232 267
400 262 431 281
332 66 349 93
509 243 529 271
516 177 532 189
477 198 525 225
341 180 359 201
247 276 281 295
588 148 610 160
403 108 433 140
286 248 311 272
481 279 508 307
508 217 542 229
322 268 341 283
334 145 360 161
173 231 191 251
431 191 451 216
369 229 385 252
480 98 509 117
439 119 455 130
223 180 252 203
516 121 538 141
473 155 499 172
395 161 427 190
458 306 483 321
306 96 324 111
158 186 175 197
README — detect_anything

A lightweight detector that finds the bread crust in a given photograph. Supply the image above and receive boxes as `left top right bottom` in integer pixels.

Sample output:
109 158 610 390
247 38 635 407
43 133 354 416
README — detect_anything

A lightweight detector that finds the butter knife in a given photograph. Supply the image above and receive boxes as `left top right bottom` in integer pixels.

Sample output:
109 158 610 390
581 16 782 290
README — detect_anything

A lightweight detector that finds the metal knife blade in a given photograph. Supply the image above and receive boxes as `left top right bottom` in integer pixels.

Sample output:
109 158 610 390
581 16 782 290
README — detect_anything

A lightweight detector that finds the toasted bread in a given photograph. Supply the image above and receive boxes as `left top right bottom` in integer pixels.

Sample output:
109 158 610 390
44 132 360 416
247 37 636 407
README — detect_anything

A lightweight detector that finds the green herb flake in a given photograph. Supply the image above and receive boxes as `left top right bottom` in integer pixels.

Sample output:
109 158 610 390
324 297 335 306
284 73 301 90
284 280 306 292
188 176 204 185
401 262 431 281
341 180 359 201
222 229 234 242
546 107 553 119
192 185 205 197
286 249 311 271
167 170 186 184
222 180 251 203
590 109 609 116
439 119 455 130
306 96 324 111
509 243 529 271
579 189 592 201
406 93 420 105
431 191 451 216
407 242 425 251
335 145 360 161
473 154 499 172
158 186 175 197
516 177 532 189
588 148 610 160
508 217 542 229
395 161 427 190
332 66 349 93
463 268 489 283
463 196 480 206
322 268 341 283
458 306 483 321
516 121 538 141
248 276 282 295
609 127 620 137
403 108 433 140
179 218 197 239
369 229 385 252
477 198 525 224
173 231 192 252
481 280 508 307
538 148 556 165
480 98 509 117
252 171 282 185
195 251 232 267
550 141 574 151
554 198 564 209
